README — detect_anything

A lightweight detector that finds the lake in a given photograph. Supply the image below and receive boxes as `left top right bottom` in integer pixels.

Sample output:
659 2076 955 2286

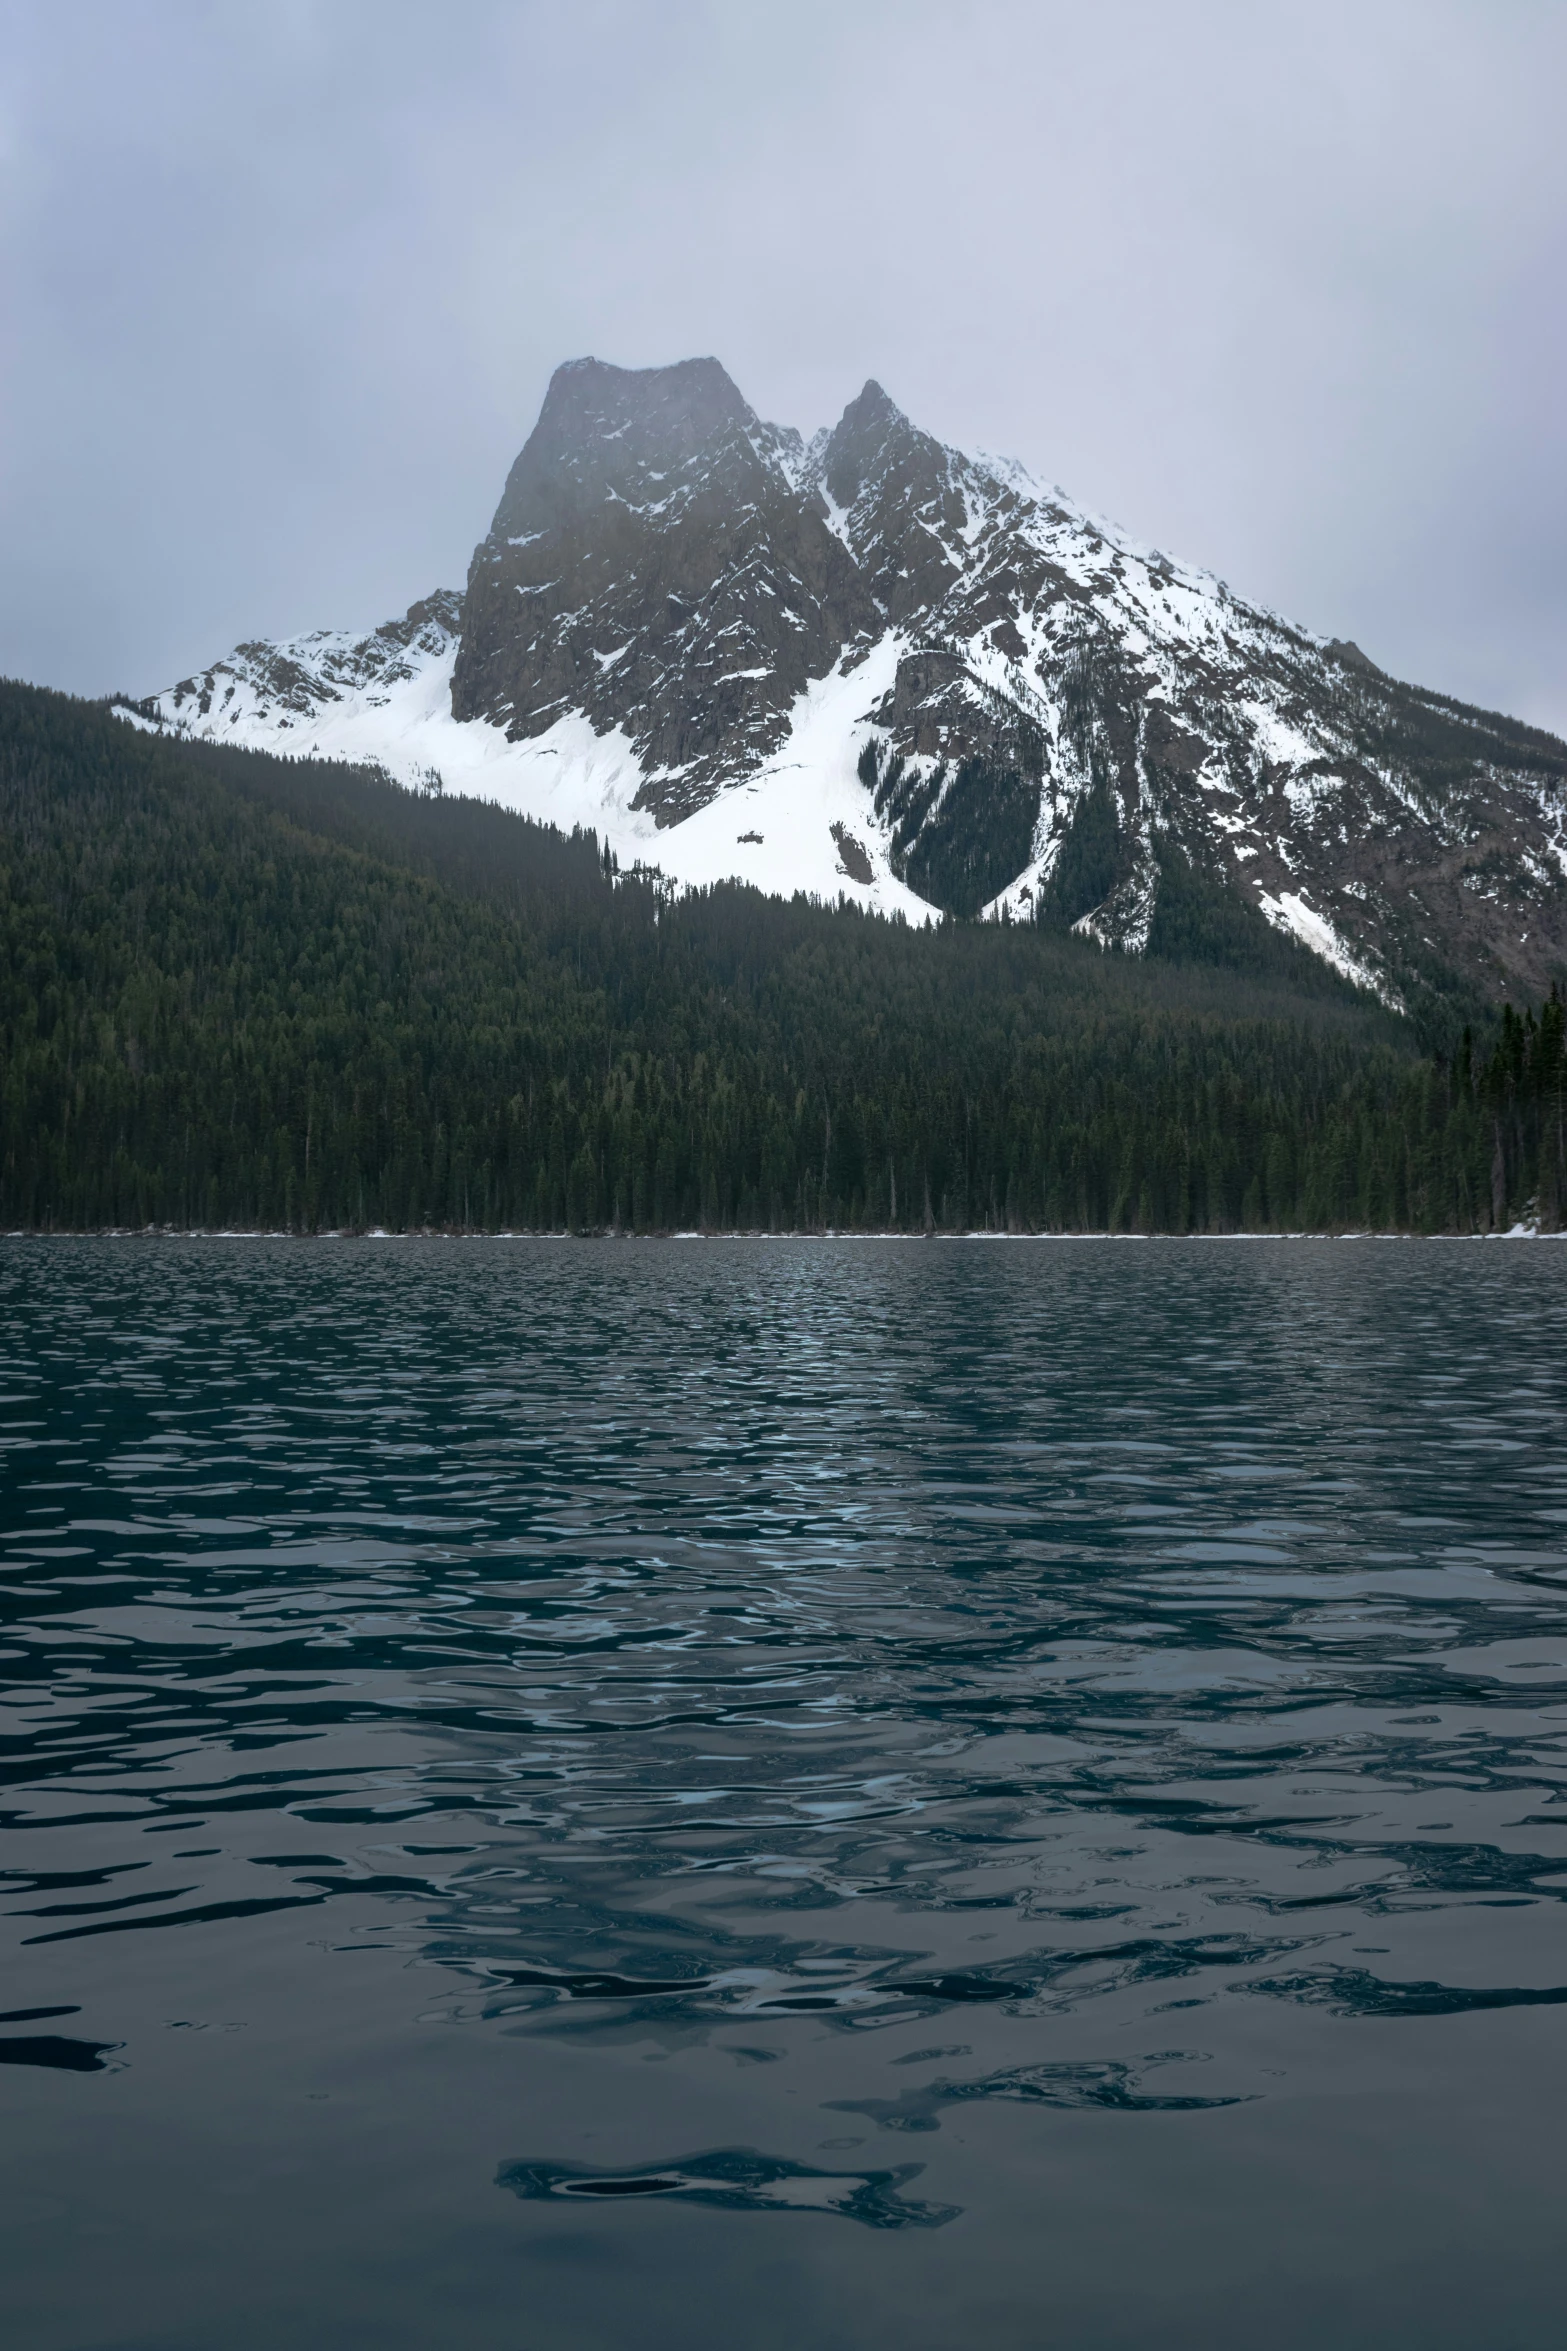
2 1237 1566 2349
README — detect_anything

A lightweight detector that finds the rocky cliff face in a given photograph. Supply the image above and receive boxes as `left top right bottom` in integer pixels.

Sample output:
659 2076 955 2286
451 357 876 821
120 356 1567 1009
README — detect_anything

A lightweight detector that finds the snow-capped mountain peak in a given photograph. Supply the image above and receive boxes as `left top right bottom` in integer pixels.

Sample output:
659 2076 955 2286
116 356 1567 1007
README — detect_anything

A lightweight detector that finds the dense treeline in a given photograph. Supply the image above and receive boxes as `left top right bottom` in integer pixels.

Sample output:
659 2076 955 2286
1465 993 1566 1231
1 680 1562 1234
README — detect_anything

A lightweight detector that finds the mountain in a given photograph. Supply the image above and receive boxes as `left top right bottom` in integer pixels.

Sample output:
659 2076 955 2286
11 676 1563 1234
115 357 1567 1014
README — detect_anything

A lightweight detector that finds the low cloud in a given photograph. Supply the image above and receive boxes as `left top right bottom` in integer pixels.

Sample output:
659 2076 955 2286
3 0 1563 730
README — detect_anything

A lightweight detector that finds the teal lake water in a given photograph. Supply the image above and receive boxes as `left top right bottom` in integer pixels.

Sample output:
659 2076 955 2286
3 1237 1566 2349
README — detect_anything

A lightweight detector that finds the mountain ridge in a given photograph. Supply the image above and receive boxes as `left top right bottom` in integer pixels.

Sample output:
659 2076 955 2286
18 670 1565 1237
115 356 1567 1014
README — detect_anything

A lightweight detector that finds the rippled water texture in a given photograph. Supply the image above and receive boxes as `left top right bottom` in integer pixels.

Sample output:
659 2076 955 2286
3 1238 1567 2350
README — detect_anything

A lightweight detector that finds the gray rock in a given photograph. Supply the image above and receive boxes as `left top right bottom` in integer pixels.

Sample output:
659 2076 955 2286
451 357 875 822
127 355 1567 1008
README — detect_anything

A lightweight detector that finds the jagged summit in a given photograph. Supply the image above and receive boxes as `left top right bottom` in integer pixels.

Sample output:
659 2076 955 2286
450 357 869 812
489 356 760 538
118 357 1567 1008
819 379 910 498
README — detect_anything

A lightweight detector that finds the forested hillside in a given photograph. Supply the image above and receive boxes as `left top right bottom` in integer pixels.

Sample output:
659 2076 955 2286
1 681 1561 1234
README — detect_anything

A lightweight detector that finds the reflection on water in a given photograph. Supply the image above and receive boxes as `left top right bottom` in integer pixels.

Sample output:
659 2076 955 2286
497 2146 960 2228
2 1238 1566 2349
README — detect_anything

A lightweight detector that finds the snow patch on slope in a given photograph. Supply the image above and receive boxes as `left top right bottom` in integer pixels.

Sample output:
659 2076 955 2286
116 624 931 920
1258 890 1397 1005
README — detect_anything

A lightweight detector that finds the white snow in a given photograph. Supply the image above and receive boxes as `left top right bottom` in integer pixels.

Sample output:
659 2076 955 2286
1240 701 1325 774
643 637 930 914
1257 890 1395 1003
117 626 933 920
112 386 1562 995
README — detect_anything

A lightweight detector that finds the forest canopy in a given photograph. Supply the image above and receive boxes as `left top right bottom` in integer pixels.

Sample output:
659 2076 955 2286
0 680 1561 1234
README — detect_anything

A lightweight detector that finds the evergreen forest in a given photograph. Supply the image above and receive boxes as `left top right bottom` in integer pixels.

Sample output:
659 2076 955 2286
1 679 1562 1235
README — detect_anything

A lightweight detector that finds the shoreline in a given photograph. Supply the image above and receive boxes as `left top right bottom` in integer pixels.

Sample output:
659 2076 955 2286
5 1226 1560 1244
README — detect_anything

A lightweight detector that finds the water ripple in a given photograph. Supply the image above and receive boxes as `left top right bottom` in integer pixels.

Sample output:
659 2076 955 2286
4 1239 1567 2347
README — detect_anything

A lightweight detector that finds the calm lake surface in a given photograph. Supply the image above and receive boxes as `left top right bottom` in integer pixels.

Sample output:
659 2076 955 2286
3 1237 1566 2350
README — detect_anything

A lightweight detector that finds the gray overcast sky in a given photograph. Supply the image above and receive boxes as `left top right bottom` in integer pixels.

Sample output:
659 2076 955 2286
2 0 1564 729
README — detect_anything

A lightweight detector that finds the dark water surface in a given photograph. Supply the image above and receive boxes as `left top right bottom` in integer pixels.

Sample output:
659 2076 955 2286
3 1238 1567 2349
